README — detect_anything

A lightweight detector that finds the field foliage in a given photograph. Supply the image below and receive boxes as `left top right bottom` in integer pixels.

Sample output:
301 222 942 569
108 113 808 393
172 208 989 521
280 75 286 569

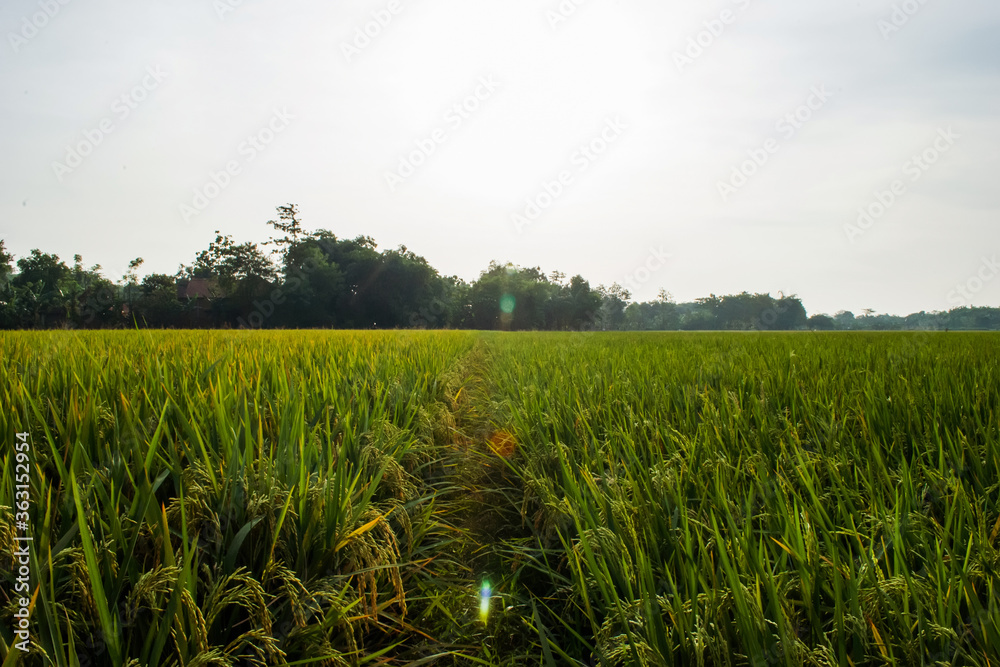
1 331 998 666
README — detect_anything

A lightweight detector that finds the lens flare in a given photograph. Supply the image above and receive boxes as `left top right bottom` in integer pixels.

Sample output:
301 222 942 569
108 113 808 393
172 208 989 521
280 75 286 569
479 580 492 622
488 430 516 458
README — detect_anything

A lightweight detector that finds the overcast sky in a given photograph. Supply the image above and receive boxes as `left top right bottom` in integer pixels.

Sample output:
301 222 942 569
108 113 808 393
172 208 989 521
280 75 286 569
1 0 998 316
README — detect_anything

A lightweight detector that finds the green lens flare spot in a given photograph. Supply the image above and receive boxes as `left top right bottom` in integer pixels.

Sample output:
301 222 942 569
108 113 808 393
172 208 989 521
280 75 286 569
500 294 516 314
479 580 492 622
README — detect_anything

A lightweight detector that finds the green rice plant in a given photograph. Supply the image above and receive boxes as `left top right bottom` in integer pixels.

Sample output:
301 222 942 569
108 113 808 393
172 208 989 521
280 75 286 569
0 330 477 665
478 332 1000 666
1 330 998 666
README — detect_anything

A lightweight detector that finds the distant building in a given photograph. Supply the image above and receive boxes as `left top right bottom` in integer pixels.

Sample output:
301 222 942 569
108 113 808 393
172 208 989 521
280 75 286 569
176 278 223 319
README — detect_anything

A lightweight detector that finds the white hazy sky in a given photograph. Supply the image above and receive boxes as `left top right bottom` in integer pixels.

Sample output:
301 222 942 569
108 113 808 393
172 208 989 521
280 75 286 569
1 0 998 316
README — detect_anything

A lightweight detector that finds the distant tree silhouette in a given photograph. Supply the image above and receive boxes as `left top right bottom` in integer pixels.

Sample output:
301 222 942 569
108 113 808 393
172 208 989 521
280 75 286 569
1 205 998 331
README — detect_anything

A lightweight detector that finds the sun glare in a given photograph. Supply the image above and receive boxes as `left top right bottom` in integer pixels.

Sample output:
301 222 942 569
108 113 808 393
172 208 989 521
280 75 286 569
479 580 492 623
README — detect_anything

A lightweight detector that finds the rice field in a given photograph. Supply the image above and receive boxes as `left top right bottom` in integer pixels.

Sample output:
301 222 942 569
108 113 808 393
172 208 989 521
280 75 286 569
1 331 999 666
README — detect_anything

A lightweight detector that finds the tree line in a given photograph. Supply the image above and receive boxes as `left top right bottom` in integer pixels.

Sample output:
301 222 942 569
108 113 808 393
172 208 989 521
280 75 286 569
2 204 997 331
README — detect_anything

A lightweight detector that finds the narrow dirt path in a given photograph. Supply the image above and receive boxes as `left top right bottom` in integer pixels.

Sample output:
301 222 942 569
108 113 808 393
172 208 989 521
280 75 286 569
400 337 540 664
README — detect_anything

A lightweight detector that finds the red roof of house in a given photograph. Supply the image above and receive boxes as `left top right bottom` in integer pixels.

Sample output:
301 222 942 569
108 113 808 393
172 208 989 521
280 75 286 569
178 278 221 300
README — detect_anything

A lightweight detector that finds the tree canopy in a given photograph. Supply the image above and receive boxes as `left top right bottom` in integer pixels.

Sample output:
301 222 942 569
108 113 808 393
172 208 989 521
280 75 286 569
1 206 994 331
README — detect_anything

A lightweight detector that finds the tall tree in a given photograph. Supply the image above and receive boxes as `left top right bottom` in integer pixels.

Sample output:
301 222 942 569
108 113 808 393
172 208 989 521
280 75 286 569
12 249 72 328
265 203 306 267
278 232 345 328
596 283 631 330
